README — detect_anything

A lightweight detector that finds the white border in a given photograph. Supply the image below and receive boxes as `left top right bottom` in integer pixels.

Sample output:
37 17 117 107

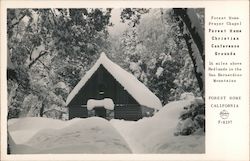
1 1 249 161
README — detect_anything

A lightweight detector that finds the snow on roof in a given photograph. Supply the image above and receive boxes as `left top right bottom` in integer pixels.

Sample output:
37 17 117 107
66 52 162 109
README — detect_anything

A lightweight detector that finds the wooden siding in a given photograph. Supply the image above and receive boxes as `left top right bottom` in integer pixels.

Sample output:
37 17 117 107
69 106 87 119
68 65 150 120
114 104 142 121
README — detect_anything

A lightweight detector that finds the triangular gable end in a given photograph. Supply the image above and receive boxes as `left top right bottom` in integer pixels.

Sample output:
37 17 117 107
66 52 162 110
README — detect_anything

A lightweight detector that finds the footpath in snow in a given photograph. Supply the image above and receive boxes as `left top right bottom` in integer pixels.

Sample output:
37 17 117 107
8 98 205 154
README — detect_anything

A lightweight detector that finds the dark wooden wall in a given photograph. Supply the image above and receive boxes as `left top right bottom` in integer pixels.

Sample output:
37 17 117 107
68 65 148 120
114 104 142 121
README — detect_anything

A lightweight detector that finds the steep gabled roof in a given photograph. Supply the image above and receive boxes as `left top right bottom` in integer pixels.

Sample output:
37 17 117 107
66 52 162 110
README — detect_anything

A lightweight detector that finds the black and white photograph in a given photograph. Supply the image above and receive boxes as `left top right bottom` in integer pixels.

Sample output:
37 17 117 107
7 8 205 154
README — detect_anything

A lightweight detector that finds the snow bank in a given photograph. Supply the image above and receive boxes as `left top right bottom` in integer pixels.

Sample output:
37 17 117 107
111 98 205 153
8 117 66 144
8 98 204 154
87 98 114 110
8 117 131 154
8 117 91 144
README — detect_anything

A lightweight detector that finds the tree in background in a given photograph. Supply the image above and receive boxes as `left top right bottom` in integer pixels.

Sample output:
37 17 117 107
172 8 205 99
117 8 205 135
120 8 150 27
169 8 205 135
7 8 204 124
116 8 202 104
7 8 112 119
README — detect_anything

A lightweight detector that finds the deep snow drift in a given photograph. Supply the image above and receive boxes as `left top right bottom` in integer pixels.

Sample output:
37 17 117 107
110 98 205 153
8 117 131 154
8 98 204 154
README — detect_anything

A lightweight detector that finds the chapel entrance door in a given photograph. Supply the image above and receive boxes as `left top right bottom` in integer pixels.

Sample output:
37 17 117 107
94 107 106 118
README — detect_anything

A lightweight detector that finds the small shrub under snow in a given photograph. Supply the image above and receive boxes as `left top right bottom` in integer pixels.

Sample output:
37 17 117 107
174 96 205 136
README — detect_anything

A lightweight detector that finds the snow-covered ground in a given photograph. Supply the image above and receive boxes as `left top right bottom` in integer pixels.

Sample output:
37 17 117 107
110 98 205 153
8 98 204 154
8 117 131 154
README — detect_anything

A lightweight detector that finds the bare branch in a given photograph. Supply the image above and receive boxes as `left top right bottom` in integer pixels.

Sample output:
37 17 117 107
8 14 26 30
28 50 49 68
38 59 50 72
50 9 58 26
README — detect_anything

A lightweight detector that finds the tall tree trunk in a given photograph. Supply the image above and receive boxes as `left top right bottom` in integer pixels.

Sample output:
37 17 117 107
173 8 204 62
40 102 45 117
183 34 205 98
173 8 205 99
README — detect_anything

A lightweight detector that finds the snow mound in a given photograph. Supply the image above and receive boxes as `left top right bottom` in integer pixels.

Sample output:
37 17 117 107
111 98 205 153
8 117 66 144
87 98 114 110
8 98 204 154
8 117 131 154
